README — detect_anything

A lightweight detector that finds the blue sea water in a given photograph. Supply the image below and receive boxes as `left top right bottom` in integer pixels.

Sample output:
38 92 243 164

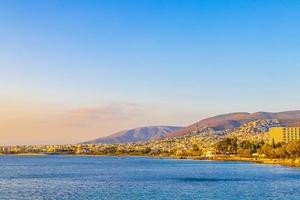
0 156 300 200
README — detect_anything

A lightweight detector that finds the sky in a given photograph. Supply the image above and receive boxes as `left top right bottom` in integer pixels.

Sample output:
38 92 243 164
0 0 300 145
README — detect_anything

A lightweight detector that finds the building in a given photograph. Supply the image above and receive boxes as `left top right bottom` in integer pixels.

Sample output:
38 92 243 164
269 127 300 144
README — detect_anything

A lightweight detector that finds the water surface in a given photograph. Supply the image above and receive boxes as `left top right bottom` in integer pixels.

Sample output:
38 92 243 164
0 155 299 200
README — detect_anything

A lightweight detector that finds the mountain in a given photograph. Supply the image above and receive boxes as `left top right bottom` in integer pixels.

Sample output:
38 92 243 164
82 126 182 144
82 110 300 144
165 110 300 138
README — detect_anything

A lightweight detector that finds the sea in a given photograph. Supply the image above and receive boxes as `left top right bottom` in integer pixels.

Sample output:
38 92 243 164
0 155 300 200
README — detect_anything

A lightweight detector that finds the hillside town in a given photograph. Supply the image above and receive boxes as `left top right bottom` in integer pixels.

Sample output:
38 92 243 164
2 119 300 163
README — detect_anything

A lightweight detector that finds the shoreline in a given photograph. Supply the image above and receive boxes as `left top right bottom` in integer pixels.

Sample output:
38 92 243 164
210 156 300 167
1 153 300 168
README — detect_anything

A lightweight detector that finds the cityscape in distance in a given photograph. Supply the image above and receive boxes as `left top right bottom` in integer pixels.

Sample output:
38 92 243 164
1 0 300 199
2 110 300 167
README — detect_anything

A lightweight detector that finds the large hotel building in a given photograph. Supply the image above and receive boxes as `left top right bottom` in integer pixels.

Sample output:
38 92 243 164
269 127 300 144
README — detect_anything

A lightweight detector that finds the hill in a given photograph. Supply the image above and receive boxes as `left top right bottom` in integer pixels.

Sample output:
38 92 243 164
165 111 300 138
82 126 182 144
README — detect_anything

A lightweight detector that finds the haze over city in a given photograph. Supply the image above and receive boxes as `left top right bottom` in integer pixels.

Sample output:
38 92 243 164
1 0 300 145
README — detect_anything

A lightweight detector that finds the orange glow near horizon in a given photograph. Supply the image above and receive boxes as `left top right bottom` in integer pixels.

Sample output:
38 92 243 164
0 97 194 145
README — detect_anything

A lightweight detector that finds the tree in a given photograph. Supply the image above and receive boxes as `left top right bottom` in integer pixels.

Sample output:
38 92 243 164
142 147 151 154
104 146 117 154
237 149 252 157
286 140 300 157
239 140 252 150
258 144 274 158
215 137 238 154
273 147 287 158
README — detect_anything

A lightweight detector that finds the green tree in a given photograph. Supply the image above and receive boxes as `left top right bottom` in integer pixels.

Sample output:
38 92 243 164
215 137 238 154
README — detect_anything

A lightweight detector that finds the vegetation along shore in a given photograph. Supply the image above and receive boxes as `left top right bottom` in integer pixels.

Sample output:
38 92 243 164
2 111 300 168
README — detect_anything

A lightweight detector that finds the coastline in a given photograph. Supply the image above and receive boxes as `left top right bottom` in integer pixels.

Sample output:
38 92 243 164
0 153 48 156
177 155 300 168
1 153 300 168
209 156 300 167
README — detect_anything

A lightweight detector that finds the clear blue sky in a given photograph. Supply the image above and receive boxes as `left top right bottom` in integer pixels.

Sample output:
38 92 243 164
0 0 300 144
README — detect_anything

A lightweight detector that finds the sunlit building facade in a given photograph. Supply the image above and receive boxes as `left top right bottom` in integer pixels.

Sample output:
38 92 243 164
269 127 300 144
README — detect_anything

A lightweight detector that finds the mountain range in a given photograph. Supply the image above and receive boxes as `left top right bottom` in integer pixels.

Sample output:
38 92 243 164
82 126 182 144
165 111 300 138
82 110 300 144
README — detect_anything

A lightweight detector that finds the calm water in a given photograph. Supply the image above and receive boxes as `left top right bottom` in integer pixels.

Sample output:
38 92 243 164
0 156 300 200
